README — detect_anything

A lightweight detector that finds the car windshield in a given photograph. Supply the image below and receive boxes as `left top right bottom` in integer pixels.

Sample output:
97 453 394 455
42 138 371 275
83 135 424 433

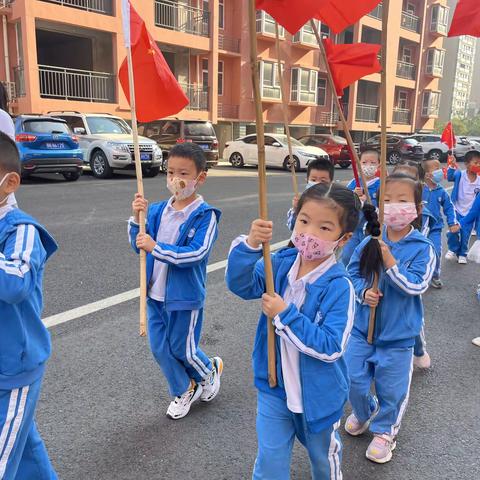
332 136 347 144
86 117 132 135
274 135 303 147
184 122 216 136
23 120 69 134
404 138 419 145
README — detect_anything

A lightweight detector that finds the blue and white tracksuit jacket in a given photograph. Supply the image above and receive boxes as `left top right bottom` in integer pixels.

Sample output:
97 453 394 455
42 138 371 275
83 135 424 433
346 229 435 435
341 177 381 265
0 207 58 480
227 239 354 479
423 184 457 279
128 200 221 396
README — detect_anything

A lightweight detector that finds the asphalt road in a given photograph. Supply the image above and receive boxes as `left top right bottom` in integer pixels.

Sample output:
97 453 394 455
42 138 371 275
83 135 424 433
15 165 480 480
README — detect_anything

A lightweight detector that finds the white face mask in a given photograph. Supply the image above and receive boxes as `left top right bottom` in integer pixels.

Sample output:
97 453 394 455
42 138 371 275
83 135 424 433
362 165 378 178
0 173 11 206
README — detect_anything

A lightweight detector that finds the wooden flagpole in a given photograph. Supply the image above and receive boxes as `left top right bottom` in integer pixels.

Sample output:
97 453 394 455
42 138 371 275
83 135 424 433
126 44 148 337
249 0 277 388
367 0 389 344
274 22 299 198
311 21 372 205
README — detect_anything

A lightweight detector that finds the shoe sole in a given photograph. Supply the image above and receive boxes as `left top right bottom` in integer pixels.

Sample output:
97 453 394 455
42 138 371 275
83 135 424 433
166 386 203 420
200 357 224 403
431 282 442 289
445 254 457 261
345 400 380 437
366 441 396 464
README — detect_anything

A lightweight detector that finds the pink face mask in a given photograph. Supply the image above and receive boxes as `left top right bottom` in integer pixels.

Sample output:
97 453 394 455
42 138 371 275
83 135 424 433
291 231 340 261
383 203 418 231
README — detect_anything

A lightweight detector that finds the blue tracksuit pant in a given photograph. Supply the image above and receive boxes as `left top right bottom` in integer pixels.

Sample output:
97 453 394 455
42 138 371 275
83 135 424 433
0 377 57 480
253 391 342 480
346 335 414 436
147 299 212 397
428 228 442 279
447 212 472 257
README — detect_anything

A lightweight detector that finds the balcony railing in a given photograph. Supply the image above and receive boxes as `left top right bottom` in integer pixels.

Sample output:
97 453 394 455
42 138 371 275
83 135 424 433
218 103 239 118
40 0 113 15
317 111 339 126
39 65 115 103
14 65 25 97
396 61 416 80
155 0 209 37
401 11 420 33
355 104 379 123
431 20 448 36
181 83 208 111
393 108 411 124
218 34 240 53
367 2 382 20
1 81 15 101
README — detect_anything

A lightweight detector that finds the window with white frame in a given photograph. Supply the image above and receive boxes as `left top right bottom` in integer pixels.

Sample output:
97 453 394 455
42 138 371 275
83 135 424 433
431 5 449 35
422 91 441 117
397 90 408 109
291 68 318 104
261 61 281 99
219 0 224 29
218 61 224 96
256 11 285 37
317 77 327 106
426 49 445 76
293 20 322 45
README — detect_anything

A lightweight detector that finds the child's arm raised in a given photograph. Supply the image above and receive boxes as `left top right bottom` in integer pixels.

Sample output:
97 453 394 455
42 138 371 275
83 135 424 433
0 225 46 304
273 278 355 363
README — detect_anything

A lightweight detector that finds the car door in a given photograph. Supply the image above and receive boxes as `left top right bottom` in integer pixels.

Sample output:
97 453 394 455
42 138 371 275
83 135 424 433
59 115 90 162
242 135 258 165
264 136 284 167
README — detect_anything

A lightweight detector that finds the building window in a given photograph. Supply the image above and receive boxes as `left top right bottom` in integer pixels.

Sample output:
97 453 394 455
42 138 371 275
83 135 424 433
426 48 445 76
317 77 327 106
402 47 412 63
292 20 327 45
431 5 449 35
256 11 285 37
291 67 318 104
219 0 224 29
218 61 224 96
260 61 281 99
422 91 441 117
202 59 209 92
397 90 408 109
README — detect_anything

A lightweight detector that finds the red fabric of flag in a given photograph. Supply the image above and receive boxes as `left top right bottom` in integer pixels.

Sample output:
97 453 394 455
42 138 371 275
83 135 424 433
324 39 382 96
441 122 456 150
119 4 189 122
448 0 480 38
256 0 382 35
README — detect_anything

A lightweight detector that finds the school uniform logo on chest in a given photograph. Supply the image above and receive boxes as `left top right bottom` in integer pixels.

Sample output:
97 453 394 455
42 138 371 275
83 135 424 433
187 228 196 239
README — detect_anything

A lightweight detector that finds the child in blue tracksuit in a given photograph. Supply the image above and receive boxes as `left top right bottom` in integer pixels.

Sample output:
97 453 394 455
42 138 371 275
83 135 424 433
446 151 480 263
286 158 333 231
346 173 435 464
342 150 381 265
0 133 58 479
128 143 223 420
227 183 361 480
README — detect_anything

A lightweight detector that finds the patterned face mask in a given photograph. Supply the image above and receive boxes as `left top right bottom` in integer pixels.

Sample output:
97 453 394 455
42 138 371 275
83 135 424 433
167 175 199 201
362 165 378 177
291 231 341 261
383 202 418 231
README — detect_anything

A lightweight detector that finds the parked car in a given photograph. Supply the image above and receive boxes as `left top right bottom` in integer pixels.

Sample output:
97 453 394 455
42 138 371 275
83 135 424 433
223 134 329 170
297 134 351 169
138 120 219 170
455 136 479 160
14 115 83 181
47 112 162 178
405 134 477 161
360 134 424 165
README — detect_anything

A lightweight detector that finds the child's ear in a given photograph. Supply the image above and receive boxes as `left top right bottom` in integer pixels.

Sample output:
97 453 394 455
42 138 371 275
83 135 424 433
4 173 20 193
197 170 207 185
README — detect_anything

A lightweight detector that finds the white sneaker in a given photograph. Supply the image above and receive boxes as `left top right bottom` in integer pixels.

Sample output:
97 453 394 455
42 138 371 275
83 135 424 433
166 381 203 420
472 337 480 347
445 250 457 261
200 357 224 402
413 352 431 369
458 256 468 264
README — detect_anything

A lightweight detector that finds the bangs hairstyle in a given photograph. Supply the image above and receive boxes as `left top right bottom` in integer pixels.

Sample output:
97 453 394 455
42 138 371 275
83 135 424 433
294 182 361 234
360 149 380 163
307 158 334 181
360 173 424 281
168 142 207 173
0 131 20 175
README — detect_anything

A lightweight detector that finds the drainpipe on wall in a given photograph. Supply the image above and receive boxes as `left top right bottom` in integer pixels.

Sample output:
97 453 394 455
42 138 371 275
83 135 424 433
3 14 10 85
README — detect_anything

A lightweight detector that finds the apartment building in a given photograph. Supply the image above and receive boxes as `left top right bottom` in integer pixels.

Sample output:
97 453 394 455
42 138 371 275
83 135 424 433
0 0 449 148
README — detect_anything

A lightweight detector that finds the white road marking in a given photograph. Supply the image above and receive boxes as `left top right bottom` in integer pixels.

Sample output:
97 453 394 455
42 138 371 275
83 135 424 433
43 239 290 329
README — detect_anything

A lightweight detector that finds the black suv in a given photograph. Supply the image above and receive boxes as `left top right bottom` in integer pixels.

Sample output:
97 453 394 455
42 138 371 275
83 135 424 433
360 134 424 165
138 120 219 170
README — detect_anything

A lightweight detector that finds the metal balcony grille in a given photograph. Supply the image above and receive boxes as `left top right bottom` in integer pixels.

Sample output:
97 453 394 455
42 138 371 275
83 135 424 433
396 61 416 80
155 0 210 37
180 83 208 111
401 11 420 33
393 108 411 124
355 104 379 123
218 34 240 53
218 103 239 118
40 0 113 15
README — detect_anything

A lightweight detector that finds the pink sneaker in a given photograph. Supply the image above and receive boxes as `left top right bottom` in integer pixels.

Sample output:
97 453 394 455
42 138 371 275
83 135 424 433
366 434 396 464
345 397 379 436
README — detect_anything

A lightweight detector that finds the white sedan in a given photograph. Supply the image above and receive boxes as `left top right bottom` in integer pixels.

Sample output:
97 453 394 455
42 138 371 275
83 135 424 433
223 134 329 170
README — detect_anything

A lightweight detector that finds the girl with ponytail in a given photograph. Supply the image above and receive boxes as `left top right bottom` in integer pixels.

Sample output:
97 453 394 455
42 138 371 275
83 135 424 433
344 173 436 464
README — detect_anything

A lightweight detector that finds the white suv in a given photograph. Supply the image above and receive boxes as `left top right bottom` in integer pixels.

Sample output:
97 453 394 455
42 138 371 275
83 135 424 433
406 134 478 162
48 112 163 178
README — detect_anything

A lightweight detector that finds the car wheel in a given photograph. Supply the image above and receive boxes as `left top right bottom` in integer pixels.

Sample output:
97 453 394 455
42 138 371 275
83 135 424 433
339 161 351 169
142 166 160 178
161 155 168 173
427 149 442 161
90 150 113 179
283 156 300 171
388 151 401 165
62 171 81 182
230 152 244 168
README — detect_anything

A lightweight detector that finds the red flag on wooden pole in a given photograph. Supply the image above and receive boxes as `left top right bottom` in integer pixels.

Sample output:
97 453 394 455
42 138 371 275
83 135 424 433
448 0 480 38
441 121 456 150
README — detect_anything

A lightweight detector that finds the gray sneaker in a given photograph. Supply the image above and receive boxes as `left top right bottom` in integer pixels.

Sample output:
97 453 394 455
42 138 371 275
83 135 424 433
431 278 443 289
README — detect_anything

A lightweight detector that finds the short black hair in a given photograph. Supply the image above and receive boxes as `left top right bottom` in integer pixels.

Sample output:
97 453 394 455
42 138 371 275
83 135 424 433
465 150 480 164
360 149 381 162
422 158 441 172
168 142 207 173
0 83 8 112
307 158 334 181
0 131 20 175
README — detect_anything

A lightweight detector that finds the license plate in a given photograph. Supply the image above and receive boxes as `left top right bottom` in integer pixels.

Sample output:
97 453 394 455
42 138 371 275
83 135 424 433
199 144 209 150
45 142 65 149
140 153 151 161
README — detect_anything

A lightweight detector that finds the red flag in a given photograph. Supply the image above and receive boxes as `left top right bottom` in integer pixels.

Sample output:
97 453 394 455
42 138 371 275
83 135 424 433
119 2 189 122
448 0 480 38
256 0 382 35
324 39 382 96
441 122 456 150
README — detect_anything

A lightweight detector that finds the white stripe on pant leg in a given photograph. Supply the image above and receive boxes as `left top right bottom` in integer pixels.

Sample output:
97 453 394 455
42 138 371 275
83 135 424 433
391 353 414 436
186 311 210 379
333 421 342 480
189 310 211 377
0 386 29 478
0 390 19 459
328 421 341 480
